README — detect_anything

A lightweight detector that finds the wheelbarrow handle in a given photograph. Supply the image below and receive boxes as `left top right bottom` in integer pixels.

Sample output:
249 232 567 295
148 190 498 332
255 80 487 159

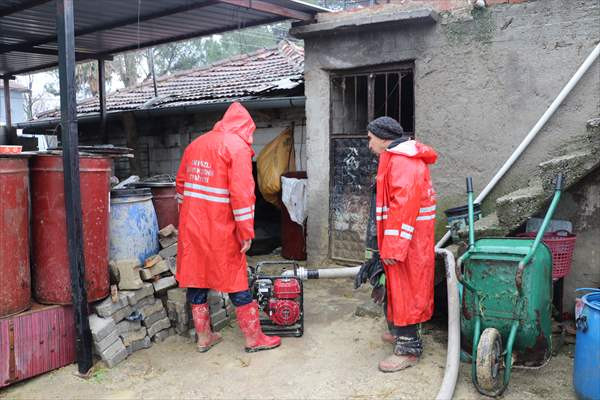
516 173 565 293
466 177 473 193
555 173 564 191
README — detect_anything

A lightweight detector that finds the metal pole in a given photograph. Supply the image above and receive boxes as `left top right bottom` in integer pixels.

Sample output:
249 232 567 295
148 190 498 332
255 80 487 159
98 58 108 144
56 0 93 375
3 77 12 129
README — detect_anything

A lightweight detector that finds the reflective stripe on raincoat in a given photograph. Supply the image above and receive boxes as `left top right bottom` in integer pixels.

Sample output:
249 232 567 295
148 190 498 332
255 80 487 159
175 102 256 292
376 140 438 326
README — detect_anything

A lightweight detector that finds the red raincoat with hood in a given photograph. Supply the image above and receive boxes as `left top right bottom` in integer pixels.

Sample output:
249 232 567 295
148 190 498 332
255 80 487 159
175 102 256 292
376 140 438 326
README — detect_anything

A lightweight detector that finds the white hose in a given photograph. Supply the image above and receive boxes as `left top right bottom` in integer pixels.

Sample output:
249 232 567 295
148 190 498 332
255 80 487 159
281 266 360 279
436 42 600 249
434 247 461 400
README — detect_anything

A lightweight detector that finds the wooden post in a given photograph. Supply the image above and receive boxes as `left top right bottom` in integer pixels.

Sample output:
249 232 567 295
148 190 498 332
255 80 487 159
56 0 93 375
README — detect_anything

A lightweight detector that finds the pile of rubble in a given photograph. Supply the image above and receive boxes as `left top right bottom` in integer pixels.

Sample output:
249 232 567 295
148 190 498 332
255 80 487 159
89 224 234 368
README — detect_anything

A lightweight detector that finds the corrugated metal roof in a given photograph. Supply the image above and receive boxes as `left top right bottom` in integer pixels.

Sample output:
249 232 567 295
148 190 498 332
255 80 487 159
0 0 327 76
35 40 304 119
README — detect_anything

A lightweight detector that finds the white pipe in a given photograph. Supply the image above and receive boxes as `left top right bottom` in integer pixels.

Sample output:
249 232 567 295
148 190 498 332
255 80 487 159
316 266 360 278
436 42 600 248
435 247 461 400
281 266 360 279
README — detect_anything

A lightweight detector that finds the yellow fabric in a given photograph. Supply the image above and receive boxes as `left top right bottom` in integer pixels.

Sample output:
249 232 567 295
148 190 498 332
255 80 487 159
256 127 295 206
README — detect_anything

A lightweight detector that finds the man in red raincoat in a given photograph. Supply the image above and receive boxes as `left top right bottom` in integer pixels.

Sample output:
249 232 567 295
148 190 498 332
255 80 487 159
365 116 437 372
175 102 280 353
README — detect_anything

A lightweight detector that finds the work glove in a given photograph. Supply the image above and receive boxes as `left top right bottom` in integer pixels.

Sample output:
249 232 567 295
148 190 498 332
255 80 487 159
354 250 382 289
370 270 386 305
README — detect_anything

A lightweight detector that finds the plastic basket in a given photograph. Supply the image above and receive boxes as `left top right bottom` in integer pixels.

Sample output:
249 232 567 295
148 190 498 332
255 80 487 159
517 230 576 279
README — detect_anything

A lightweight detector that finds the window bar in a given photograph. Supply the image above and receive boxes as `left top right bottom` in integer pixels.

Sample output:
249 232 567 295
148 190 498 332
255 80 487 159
384 73 388 116
398 72 402 126
342 77 346 133
367 74 374 123
354 75 358 122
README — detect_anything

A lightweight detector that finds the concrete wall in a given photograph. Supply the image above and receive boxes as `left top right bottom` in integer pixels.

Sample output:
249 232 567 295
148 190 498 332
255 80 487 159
298 0 600 265
76 106 307 179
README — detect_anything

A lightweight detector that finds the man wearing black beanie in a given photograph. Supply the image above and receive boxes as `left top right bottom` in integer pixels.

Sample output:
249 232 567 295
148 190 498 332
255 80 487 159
360 116 438 373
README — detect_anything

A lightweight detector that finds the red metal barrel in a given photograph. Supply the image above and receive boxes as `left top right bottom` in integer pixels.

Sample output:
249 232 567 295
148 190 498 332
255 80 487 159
281 171 307 261
149 184 178 229
30 154 111 304
0 156 31 317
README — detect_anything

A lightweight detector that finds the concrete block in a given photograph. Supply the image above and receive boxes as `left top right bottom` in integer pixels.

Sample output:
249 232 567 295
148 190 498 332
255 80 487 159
115 259 144 290
121 283 154 306
152 327 175 343
143 309 167 328
116 319 142 335
148 317 171 337
166 257 177 275
166 301 177 321
167 287 187 304
94 330 120 354
139 298 163 318
120 327 148 347
153 276 177 292
144 254 162 269
140 268 154 280
159 224 178 238
135 295 156 310
127 336 152 355
95 293 129 318
149 259 170 276
111 305 134 323
100 338 128 368
212 317 230 332
89 313 116 341
538 149 600 192
159 243 177 259
211 308 227 325
159 235 178 249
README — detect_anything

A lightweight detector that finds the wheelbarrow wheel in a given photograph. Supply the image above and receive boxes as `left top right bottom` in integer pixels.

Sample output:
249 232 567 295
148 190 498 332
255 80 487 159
476 328 503 393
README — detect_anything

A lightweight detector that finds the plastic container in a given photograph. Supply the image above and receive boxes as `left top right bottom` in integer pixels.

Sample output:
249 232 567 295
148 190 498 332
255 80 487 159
109 188 160 264
280 171 307 261
0 156 31 317
517 230 576 279
130 182 178 229
31 154 111 304
573 288 600 400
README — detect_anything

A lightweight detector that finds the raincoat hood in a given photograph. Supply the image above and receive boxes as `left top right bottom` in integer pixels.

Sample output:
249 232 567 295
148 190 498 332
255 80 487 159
386 140 437 164
212 102 256 145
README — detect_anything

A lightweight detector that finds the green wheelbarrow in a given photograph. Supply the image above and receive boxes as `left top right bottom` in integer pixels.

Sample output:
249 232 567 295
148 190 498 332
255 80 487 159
458 174 564 396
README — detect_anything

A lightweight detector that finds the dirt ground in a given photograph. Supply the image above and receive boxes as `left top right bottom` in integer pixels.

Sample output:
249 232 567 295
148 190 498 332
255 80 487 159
1 257 576 400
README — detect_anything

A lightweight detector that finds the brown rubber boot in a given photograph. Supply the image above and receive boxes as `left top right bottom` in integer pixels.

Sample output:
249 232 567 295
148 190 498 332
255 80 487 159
236 301 281 352
378 354 419 373
191 303 223 353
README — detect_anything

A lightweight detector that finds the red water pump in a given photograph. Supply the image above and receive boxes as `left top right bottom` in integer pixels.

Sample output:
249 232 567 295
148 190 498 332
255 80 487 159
249 261 304 337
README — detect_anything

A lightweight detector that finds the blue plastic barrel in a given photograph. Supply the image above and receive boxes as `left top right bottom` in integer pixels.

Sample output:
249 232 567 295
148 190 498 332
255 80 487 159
109 188 160 264
573 288 600 400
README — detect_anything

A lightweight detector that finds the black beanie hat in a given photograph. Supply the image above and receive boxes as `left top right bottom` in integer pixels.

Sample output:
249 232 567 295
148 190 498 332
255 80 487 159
367 116 404 140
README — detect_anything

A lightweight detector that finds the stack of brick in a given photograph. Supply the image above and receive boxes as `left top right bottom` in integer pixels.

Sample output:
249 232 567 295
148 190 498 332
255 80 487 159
90 279 178 367
138 224 178 293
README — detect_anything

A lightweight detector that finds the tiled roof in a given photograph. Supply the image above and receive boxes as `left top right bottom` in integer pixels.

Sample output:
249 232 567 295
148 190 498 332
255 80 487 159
36 40 304 119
